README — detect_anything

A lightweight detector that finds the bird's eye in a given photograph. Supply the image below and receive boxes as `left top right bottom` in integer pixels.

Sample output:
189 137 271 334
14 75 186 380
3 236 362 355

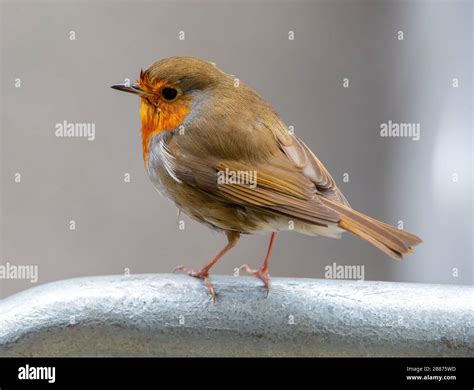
161 87 178 101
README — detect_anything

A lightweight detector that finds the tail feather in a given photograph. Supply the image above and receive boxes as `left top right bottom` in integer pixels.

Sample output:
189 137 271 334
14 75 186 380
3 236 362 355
321 198 422 260
339 219 404 260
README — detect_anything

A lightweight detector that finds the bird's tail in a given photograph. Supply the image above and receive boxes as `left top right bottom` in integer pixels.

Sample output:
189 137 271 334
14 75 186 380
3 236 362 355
320 198 422 260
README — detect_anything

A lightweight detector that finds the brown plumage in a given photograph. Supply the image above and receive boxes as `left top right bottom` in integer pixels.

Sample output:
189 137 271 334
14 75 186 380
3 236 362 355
112 56 422 300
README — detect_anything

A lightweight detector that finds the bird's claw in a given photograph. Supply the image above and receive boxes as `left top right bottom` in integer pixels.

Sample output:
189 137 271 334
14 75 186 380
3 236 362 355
173 264 192 274
173 265 216 302
239 264 271 292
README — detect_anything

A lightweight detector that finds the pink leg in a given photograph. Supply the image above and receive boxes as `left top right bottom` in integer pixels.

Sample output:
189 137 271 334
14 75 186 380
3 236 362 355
239 232 277 289
175 231 240 301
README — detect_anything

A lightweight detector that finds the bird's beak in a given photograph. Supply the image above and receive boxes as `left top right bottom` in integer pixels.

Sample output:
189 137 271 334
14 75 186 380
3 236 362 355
111 83 146 96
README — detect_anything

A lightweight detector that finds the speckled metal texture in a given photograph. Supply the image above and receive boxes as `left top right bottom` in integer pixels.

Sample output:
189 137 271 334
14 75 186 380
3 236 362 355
0 274 472 357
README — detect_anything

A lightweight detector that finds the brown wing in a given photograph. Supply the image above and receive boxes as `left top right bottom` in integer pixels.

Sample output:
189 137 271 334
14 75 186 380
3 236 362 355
271 125 350 207
161 135 340 227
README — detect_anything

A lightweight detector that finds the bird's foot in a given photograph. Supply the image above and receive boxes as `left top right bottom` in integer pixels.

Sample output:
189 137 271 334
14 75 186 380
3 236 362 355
238 264 271 291
173 265 216 302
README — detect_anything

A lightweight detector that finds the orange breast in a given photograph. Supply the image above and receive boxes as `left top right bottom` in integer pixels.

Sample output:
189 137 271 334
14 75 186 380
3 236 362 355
140 99 190 163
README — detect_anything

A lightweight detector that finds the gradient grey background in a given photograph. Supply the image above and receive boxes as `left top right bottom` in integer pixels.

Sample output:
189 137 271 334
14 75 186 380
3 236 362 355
1 0 472 299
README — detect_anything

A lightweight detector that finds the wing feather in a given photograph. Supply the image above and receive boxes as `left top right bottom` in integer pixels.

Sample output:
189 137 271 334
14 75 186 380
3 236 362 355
271 124 350 206
162 135 340 226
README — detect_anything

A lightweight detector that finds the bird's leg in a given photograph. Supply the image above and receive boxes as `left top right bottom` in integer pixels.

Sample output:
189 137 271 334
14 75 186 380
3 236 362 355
239 232 277 290
174 231 240 301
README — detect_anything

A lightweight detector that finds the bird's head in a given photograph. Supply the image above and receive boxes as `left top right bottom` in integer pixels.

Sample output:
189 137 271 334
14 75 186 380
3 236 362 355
112 56 228 160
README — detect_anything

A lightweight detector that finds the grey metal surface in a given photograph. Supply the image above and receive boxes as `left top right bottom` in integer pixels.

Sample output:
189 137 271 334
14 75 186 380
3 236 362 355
0 274 473 357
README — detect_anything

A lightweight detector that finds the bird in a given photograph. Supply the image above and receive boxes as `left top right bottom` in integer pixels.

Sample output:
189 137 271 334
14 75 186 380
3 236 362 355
112 56 422 301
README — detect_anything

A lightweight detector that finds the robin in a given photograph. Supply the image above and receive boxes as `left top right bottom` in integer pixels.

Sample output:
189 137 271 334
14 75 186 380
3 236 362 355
112 56 422 300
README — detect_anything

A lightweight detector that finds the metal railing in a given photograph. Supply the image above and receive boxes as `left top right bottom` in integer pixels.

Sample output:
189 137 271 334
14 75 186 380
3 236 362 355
0 274 473 356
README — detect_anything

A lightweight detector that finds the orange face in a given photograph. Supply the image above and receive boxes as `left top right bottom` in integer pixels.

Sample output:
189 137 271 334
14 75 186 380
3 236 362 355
137 71 191 162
